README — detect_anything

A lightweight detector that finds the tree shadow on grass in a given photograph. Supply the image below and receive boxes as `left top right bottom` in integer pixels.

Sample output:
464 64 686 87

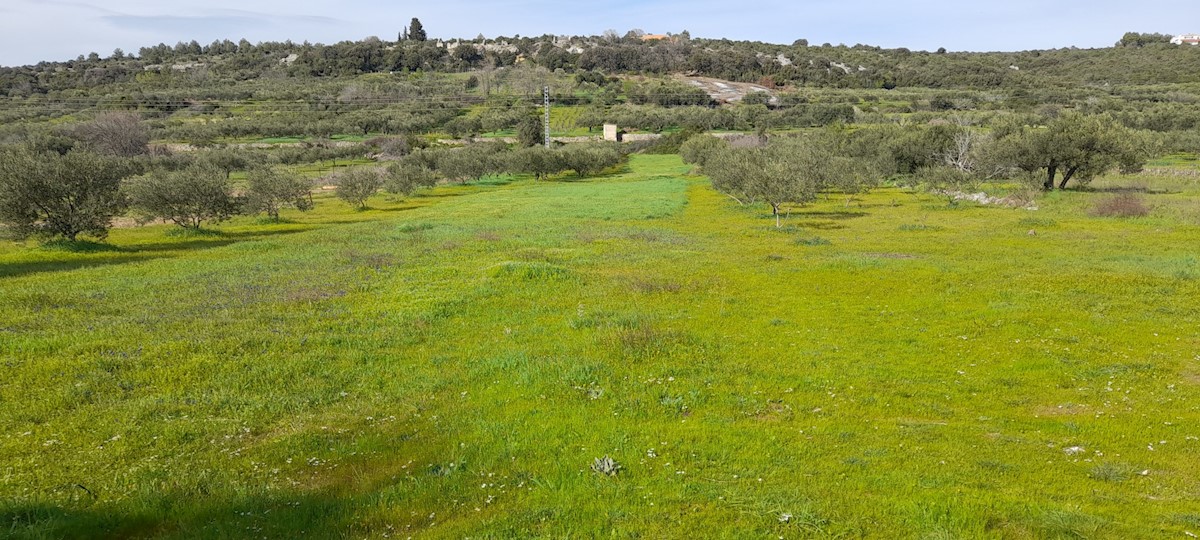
129 228 309 253
791 211 868 220
1 229 310 279
370 205 423 213
792 221 850 230
1079 186 1177 195
0 492 355 540
0 255 158 279
415 191 471 200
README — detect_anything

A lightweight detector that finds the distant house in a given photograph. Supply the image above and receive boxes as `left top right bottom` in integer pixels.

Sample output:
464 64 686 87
1171 34 1200 45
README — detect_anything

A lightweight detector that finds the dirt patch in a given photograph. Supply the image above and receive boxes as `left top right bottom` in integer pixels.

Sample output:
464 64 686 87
752 401 793 422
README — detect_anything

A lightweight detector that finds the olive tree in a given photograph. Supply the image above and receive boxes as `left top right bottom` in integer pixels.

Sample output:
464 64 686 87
245 167 313 220
680 134 729 167
506 146 565 180
991 113 1147 190
703 139 868 227
384 162 437 196
125 163 239 228
915 166 978 205
1036 113 1138 190
336 168 384 209
200 148 251 179
559 143 623 178
0 147 135 241
435 144 504 183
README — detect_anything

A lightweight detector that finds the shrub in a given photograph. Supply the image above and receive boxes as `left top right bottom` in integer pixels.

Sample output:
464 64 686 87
73 112 149 157
1089 193 1150 218
796 236 832 246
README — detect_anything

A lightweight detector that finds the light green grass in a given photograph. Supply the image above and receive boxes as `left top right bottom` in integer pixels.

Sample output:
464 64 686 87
1 155 1198 538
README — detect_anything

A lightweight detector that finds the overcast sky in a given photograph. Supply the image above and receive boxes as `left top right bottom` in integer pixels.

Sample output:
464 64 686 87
1 0 1197 66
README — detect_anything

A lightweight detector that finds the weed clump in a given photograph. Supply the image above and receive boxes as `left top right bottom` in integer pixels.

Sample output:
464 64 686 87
591 456 622 476
898 224 944 232
1090 194 1150 218
492 261 574 281
796 236 832 246
1018 217 1058 227
1089 462 1135 483
398 222 435 233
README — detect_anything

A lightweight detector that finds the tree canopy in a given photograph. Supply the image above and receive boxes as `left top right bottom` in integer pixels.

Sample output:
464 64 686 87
0 148 135 241
125 163 239 228
702 137 873 226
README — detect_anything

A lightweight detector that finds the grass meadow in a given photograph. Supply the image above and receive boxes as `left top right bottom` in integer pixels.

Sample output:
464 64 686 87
1 155 1198 538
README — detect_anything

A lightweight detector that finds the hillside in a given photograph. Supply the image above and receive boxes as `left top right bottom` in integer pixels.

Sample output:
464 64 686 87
3 31 1200 154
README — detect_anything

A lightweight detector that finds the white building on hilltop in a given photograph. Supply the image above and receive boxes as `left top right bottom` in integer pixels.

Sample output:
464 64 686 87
1171 34 1200 45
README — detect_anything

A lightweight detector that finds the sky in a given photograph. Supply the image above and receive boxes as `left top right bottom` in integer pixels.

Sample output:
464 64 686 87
1 0 1198 66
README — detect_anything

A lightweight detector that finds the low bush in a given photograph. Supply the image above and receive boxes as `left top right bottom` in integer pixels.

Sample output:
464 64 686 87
1090 193 1150 217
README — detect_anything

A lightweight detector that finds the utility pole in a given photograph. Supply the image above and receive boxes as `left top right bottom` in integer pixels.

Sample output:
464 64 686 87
543 85 551 149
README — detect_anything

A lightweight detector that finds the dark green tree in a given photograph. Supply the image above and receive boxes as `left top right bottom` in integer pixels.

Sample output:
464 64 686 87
517 115 544 147
999 113 1145 190
435 144 503 183
408 18 427 42
200 148 249 179
0 148 135 241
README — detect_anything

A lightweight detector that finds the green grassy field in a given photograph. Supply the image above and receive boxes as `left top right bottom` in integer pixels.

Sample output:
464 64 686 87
1 155 1198 538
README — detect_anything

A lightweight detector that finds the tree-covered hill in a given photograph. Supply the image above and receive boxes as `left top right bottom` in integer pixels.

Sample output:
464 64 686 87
3 30 1200 96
